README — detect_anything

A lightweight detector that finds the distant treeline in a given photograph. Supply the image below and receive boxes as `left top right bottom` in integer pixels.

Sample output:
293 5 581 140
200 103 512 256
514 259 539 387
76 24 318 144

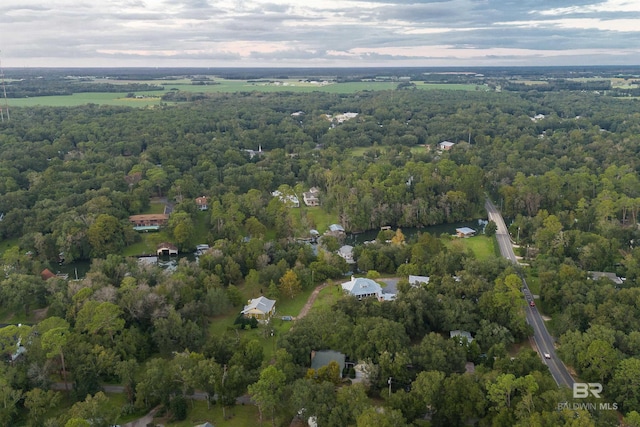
4 79 164 98
503 79 612 92
161 90 208 102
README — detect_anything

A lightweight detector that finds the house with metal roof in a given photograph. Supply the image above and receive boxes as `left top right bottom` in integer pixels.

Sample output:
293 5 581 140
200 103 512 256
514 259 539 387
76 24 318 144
241 296 276 322
341 276 382 300
409 275 430 286
456 227 476 238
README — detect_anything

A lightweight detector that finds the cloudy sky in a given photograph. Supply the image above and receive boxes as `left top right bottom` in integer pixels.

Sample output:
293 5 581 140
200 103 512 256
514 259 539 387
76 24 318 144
1 0 639 68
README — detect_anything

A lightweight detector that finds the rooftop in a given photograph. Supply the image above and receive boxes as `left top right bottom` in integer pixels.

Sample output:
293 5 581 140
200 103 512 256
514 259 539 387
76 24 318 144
241 296 276 315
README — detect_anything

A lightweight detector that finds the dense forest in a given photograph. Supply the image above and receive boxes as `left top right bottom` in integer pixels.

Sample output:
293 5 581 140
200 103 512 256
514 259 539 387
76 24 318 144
2 78 640 426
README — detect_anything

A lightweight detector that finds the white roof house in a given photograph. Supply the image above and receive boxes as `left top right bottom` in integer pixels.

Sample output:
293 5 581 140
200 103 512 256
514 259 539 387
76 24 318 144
341 277 382 300
338 245 355 263
589 271 624 285
303 187 321 206
241 296 276 321
328 224 345 233
450 330 474 344
271 190 299 208
409 275 430 286
438 141 455 150
456 227 476 238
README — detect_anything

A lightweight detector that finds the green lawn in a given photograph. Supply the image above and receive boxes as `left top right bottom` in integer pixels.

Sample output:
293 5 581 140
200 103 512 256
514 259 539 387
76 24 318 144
158 400 260 427
147 202 167 214
122 231 171 256
207 282 316 362
446 235 497 260
5 79 487 108
310 284 343 312
297 206 337 234
0 237 20 256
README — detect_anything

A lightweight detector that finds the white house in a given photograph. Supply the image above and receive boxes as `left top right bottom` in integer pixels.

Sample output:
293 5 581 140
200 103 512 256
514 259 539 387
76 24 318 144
338 245 355 263
409 275 430 286
271 190 299 208
438 141 455 150
450 330 474 344
341 276 382 300
303 187 321 206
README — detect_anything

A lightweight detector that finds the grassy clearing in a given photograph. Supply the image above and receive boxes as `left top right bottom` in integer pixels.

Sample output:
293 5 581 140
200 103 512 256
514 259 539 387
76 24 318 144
297 206 337 233
446 235 496 260
0 237 20 256
147 202 167 214
158 400 259 427
311 284 343 312
122 231 171 256
207 282 316 362
5 80 485 108
275 285 316 317
6 91 165 107
414 82 486 91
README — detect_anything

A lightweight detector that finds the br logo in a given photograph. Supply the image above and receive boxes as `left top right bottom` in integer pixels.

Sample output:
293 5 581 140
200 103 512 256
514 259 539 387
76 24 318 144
573 383 602 398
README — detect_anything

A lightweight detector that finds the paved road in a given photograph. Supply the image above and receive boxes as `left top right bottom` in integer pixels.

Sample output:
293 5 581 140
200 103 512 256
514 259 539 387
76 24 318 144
485 199 574 389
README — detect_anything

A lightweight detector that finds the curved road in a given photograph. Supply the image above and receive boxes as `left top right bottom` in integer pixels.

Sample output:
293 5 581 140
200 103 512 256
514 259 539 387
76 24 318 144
485 199 574 389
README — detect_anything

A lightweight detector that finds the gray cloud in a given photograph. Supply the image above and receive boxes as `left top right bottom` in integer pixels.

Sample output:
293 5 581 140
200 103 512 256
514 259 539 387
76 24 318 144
0 0 638 66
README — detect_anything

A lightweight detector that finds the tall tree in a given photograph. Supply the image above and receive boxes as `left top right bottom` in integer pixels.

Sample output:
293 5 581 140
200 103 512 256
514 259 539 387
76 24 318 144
248 366 286 427
279 269 302 299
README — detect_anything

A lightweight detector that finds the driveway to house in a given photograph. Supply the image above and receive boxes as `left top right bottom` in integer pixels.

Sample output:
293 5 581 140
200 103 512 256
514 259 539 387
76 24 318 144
122 406 160 427
378 278 399 295
295 282 329 320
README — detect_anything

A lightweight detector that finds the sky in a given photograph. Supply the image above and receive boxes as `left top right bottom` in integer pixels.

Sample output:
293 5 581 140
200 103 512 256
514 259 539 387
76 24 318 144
1 0 639 68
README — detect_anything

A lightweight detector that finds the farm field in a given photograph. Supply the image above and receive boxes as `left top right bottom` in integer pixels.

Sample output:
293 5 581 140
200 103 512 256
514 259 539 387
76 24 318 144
5 91 165 107
4 79 484 107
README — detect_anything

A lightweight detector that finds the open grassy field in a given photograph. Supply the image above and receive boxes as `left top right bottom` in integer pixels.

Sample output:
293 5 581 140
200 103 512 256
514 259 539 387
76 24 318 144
296 206 337 233
158 399 260 427
6 78 485 107
414 82 487 91
6 91 165 107
446 235 497 261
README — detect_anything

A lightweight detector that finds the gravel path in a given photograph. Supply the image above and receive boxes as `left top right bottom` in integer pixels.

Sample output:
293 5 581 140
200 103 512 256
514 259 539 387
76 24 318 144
295 282 330 320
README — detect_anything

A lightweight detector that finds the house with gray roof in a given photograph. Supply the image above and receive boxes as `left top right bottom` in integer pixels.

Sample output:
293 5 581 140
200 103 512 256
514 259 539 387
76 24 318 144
589 271 624 285
338 245 355 263
341 276 382 300
241 296 276 322
409 275 430 286
450 330 474 345
456 227 476 238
